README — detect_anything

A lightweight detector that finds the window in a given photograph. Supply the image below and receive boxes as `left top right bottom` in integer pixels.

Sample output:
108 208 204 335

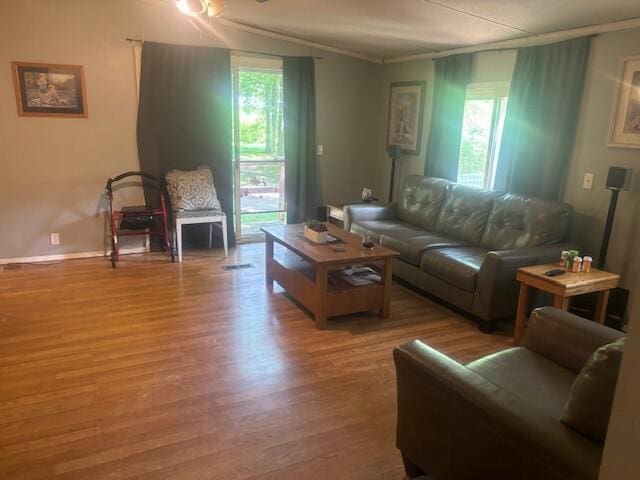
231 56 285 238
457 82 509 189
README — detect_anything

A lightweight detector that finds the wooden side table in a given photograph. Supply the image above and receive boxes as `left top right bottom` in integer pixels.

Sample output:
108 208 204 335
513 264 620 345
326 203 346 228
326 202 371 229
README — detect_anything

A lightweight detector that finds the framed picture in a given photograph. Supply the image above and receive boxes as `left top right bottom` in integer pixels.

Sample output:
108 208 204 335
387 81 426 154
11 61 88 118
608 55 640 149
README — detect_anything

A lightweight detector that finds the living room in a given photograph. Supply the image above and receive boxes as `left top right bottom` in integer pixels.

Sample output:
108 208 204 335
1 1 639 479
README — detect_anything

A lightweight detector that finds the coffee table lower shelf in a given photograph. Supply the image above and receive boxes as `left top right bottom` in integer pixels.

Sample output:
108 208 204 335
266 252 392 330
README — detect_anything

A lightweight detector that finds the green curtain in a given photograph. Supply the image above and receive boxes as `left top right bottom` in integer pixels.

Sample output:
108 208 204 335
424 53 473 180
283 57 319 224
137 42 234 246
494 36 592 199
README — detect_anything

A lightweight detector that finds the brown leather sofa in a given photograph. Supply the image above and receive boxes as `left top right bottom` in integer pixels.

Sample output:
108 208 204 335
393 307 625 480
344 176 575 331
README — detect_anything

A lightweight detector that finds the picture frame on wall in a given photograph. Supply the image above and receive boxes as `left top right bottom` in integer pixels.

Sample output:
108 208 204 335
387 81 426 154
11 61 88 118
608 55 640 149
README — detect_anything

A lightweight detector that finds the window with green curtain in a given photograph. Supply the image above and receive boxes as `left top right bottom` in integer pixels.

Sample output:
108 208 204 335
136 41 234 246
494 36 592 199
424 53 474 181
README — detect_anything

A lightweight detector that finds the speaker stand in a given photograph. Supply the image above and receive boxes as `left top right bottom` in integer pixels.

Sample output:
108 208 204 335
388 156 398 202
598 188 619 270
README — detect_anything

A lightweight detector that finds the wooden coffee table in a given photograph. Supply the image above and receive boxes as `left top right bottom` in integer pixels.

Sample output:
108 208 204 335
514 264 620 345
261 224 399 329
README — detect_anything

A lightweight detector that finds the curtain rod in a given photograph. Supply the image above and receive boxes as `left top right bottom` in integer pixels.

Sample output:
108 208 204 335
125 38 323 60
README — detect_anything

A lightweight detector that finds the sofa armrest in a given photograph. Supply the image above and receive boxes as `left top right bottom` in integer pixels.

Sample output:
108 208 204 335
394 340 602 480
343 203 397 231
523 307 625 374
473 243 578 321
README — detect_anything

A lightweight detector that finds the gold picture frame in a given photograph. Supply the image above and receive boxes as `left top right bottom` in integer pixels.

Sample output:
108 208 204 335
387 81 426 155
608 55 640 149
11 61 88 118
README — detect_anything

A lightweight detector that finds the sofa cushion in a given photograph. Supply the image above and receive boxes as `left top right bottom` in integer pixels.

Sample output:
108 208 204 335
480 194 573 250
380 232 467 267
434 184 497 245
397 176 450 231
420 247 487 292
561 337 625 443
351 220 465 266
467 347 576 417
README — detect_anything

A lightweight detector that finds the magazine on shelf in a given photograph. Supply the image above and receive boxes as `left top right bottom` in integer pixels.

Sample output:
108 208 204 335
340 265 381 286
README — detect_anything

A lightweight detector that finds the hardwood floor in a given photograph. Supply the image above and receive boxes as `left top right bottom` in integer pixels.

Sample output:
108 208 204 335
0 244 513 479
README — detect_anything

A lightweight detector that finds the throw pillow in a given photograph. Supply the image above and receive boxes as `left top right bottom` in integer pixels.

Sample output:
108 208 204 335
165 166 221 211
561 337 625 443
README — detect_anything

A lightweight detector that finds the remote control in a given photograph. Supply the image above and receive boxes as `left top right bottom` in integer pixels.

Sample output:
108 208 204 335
545 269 566 277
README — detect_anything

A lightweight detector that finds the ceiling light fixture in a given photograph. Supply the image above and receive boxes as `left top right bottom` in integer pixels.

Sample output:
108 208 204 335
176 0 226 18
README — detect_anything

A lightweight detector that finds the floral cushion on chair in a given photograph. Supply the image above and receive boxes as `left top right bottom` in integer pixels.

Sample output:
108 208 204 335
165 166 221 211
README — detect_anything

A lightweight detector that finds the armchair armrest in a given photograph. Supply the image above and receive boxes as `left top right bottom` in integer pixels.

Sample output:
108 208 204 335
343 203 397 232
473 243 578 321
523 307 625 374
394 340 602 480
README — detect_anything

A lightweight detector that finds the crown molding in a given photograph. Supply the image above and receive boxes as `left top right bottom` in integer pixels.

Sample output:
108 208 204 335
216 18 384 64
383 16 640 64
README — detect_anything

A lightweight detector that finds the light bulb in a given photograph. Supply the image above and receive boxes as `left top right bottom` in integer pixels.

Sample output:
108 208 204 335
176 0 206 17
208 0 226 17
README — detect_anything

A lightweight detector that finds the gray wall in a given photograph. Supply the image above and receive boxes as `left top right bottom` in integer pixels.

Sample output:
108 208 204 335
374 58 434 198
0 0 381 259
565 29 640 315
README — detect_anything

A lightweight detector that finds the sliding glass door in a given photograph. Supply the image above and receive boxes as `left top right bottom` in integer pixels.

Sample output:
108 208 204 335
232 56 285 239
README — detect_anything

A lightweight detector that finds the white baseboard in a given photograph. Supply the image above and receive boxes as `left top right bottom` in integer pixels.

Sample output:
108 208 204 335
0 246 150 265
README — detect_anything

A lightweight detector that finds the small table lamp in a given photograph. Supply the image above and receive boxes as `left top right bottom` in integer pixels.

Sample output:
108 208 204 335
387 144 401 202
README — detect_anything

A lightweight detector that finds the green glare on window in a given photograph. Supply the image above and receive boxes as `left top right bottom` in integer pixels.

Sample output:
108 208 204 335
233 66 286 237
457 83 509 190
238 70 284 160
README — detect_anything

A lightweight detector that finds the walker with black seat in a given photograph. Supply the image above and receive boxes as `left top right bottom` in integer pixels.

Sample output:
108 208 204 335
105 171 174 268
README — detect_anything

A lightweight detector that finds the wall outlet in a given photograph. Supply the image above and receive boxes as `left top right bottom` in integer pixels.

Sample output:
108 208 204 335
583 172 594 190
316 144 324 155
50 233 60 245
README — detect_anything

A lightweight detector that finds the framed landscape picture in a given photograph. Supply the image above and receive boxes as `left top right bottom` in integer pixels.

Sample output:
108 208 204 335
11 61 88 118
608 55 640 149
387 81 426 154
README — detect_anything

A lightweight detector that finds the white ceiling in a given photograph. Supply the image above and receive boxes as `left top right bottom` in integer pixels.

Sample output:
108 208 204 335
221 0 640 60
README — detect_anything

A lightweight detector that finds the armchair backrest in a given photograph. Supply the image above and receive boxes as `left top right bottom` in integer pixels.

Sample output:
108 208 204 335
394 175 574 251
397 175 449 231
434 183 498 245
523 307 625 374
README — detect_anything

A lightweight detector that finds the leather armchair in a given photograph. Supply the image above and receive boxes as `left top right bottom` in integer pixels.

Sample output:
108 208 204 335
393 307 624 480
